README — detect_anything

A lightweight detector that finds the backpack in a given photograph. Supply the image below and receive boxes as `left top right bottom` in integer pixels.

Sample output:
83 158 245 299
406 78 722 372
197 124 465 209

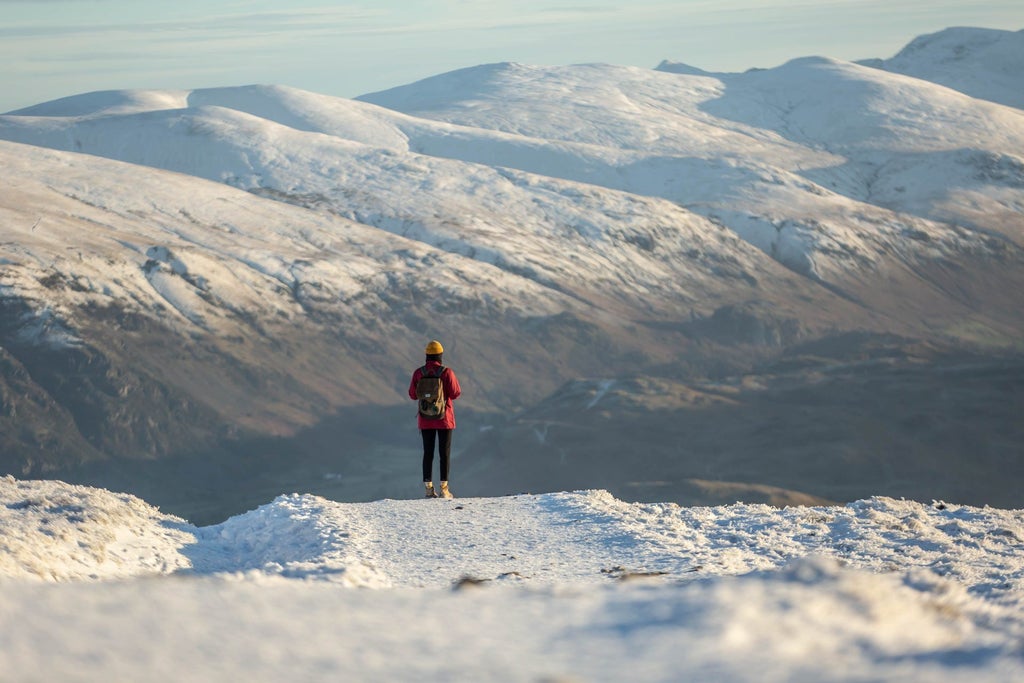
415 365 447 419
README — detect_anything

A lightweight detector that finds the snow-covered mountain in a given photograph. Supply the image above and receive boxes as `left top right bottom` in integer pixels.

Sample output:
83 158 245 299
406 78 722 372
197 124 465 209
860 27 1024 110
1 27 1023 519
1 476 1022 682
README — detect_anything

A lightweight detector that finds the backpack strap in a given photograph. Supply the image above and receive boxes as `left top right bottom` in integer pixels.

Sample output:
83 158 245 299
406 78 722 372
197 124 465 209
422 364 446 378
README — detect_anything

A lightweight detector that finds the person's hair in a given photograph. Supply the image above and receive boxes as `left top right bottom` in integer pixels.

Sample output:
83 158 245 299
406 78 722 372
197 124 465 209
425 353 443 362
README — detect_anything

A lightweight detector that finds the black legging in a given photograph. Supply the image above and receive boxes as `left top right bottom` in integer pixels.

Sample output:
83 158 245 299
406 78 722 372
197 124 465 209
421 429 452 482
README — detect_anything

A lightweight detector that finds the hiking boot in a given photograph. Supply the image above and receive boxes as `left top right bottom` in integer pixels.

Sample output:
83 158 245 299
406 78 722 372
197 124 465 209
440 481 454 499
425 483 438 498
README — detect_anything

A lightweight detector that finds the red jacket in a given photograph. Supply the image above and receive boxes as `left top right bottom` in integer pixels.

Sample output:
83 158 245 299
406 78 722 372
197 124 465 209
409 360 461 430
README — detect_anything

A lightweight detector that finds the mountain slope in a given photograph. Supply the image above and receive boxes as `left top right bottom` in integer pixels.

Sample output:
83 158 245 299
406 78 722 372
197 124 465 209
459 345 1024 509
1 29 1023 518
0 96 827 322
860 27 1024 110
3 140 710 469
363 58 1024 251
6 135 872 502
4 74 1023 342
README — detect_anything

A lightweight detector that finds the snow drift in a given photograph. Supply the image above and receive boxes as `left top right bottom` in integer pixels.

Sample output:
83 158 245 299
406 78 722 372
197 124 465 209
1 476 1022 681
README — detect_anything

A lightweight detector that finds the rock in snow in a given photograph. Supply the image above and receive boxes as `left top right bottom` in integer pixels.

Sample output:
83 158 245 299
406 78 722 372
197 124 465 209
1 476 1022 682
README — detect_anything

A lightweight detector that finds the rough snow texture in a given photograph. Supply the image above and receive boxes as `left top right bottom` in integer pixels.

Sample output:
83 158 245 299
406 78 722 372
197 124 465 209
1 477 1022 682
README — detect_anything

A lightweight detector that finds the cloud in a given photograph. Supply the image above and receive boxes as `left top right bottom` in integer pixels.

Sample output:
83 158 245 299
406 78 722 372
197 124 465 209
1 7 381 36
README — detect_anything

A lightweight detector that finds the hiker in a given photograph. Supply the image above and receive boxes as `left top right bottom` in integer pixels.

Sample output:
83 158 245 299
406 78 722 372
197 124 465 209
409 340 462 499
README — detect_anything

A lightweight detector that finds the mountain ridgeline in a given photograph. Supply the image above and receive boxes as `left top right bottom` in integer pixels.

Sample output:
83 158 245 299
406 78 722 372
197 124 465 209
1 27 1022 522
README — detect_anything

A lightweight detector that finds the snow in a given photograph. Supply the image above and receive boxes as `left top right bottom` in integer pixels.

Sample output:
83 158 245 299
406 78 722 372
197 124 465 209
1 33 1022 377
1 476 1022 681
0 139 578 343
1 27 1024 682
863 27 1024 111
3 53 1023 317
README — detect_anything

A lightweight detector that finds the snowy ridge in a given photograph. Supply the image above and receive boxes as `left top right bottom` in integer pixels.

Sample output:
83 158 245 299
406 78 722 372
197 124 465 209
4 56 1024 295
0 140 568 340
2 57 1023 387
1 477 1023 681
863 27 1024 110
5 478 1023 593
2 33 1023 352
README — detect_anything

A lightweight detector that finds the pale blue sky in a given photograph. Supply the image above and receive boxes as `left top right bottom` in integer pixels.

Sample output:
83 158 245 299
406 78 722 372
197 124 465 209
1 1 1021 112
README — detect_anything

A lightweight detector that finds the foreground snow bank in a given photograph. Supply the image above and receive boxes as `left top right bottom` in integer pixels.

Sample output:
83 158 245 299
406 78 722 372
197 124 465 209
0 476 193 580
3 557 1021 683
1 477 1022 682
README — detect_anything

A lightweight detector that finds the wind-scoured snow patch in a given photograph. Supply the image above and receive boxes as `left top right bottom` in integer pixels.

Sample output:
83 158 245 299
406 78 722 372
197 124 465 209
0 476 193 580
573 490 1024 606
189 493 390 587
586 379 617 409
9 305 83 349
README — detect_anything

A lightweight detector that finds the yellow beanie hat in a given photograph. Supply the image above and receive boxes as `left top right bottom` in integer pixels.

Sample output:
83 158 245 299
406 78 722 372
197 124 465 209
425 340 444 355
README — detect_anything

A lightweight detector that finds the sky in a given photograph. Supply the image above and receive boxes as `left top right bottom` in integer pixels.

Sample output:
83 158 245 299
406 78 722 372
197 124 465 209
1 0 1022 113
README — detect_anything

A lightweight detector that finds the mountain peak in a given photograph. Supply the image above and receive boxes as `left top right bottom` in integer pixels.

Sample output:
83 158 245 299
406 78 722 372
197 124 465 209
863 26 1024 109
654 60 716 76
6 88 190 118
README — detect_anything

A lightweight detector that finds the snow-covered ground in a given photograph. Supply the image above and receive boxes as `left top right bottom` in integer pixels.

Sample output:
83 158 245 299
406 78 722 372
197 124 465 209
2 476 1022 682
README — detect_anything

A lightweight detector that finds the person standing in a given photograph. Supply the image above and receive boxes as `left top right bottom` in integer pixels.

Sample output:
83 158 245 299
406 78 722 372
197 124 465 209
409 340 462 498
